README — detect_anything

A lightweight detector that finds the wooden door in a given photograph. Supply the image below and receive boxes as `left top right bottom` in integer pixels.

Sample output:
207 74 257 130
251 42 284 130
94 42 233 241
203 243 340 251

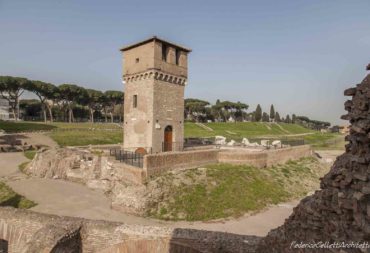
164 126 173 152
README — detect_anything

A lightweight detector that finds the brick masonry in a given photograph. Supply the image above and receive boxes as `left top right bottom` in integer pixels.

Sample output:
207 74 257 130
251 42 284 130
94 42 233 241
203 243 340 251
143 145 312 180
122 37 189 153
0 207 260 253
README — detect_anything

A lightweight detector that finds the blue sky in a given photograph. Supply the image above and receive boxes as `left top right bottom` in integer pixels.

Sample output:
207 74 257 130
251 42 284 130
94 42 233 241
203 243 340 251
1 0 369 124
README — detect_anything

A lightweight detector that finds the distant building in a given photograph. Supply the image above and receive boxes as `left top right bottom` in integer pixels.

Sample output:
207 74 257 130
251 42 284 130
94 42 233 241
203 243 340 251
0 96 10 120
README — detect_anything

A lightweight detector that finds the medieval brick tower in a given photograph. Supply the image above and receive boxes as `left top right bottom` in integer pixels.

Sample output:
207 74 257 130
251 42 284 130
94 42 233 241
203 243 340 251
120 36 191 153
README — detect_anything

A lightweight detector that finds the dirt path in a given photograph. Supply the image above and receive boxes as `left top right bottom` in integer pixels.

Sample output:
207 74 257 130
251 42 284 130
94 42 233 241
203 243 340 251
0 150 341 236
172 200 299 236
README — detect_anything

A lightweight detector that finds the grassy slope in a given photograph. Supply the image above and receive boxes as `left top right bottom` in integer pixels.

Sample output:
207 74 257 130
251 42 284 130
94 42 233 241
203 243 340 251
1 121 343 148
147 157 328 221
303 133 346 150
0 182 36 209
49 130 122 146
0 121 56 132
48 122 122 146
184 122 313 140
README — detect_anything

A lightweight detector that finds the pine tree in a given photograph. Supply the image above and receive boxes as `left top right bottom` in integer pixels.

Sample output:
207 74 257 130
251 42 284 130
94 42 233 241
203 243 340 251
262 112 270 122
275 112 281 122
254 104 262 122
285 114 291 123
292 114 296 124
270 105 275 122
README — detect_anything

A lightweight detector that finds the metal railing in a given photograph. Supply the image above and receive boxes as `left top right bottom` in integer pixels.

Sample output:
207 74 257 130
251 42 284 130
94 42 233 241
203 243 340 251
184 137 214 147
109 148 150 168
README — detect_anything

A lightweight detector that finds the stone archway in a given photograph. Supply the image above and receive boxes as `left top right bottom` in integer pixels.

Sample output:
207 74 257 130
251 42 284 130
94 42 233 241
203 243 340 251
164 125 173 152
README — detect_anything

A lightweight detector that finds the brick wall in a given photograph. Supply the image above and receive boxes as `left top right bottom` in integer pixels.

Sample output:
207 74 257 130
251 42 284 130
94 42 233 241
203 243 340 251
144 149 219 178
143 146 312 180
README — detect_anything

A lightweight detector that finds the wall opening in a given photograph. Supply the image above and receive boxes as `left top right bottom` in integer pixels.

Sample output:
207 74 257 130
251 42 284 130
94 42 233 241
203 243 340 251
163 125 173 152
133 95 137 108
162 43 168 62
0 239 8 253
175 49 180 65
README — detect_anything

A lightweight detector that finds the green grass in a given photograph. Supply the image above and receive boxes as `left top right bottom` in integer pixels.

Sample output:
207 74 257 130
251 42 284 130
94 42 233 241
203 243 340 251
0 182 36 209
184 122 314 140
46 122 122 146
302 133 345 150
147 157 327 221
24 150 37 160
0 121 56 133
18 161 30 174
2 121 341 148
48 130 122 146
49 122 121 129
18 150 36 174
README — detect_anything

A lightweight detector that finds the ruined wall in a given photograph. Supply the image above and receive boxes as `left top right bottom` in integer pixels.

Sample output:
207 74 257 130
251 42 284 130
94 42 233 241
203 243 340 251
257 67 370 252
0 207 259 253
218 145 312 168
265 145 312 167
144 145 312 178
144 149 219 178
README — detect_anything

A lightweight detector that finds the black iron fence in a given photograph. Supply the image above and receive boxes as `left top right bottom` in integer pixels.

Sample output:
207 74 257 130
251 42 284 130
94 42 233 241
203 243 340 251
184 138 214 147
109 149 146 168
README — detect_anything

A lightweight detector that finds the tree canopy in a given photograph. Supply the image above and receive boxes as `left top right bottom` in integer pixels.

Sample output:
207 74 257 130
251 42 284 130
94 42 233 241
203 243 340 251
254 104 262 122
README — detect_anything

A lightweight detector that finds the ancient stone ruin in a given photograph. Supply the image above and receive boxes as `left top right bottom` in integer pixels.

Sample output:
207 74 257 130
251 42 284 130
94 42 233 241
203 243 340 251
256 66 370 252
0 207 259 253
2 66 370 252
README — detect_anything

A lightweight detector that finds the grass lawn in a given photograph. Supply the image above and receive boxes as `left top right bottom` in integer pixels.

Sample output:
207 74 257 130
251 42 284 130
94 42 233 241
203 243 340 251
1 121 342 148
184 122 313 140
46 122 122 146
0 182 36 209
24 150 37 160
147 157 327 221
49 122 121 129
0 121 56 133
302 133 345 150
49 130 122 146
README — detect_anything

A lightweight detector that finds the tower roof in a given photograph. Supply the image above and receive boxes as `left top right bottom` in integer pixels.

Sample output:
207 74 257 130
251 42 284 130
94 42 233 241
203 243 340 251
120 36 192 52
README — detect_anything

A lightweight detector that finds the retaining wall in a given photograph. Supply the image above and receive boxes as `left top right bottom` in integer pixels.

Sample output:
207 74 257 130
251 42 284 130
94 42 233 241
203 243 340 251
143 145 312 179
144 149 219 178
218 145 312 168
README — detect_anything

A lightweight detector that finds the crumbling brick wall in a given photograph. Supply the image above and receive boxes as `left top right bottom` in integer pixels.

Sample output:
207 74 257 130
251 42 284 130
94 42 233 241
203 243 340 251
256 66 370 252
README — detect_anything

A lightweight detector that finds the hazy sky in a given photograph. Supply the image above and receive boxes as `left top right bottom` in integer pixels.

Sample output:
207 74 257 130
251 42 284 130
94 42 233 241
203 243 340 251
1 0 369 125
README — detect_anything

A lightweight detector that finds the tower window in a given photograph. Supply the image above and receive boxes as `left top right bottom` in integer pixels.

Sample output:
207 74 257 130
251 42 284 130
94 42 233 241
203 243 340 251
162 43 168 62
133 95 137 108
136 58 139 63
175 49 180 65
